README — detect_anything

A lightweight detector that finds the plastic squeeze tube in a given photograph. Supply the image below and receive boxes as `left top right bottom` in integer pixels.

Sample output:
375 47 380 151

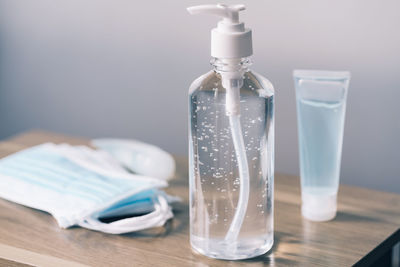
294 70 350 222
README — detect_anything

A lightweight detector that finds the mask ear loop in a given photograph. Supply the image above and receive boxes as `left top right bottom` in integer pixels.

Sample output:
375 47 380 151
78 194 173 234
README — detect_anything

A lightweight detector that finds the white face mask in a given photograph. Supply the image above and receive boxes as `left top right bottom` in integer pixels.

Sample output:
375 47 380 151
91 138 176 181
0 143 176 234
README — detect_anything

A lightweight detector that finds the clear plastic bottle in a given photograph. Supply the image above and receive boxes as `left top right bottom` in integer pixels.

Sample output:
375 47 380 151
187 4 275 260
189 57 274 259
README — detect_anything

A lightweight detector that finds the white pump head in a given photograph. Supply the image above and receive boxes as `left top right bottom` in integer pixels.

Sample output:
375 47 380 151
187 4 252 59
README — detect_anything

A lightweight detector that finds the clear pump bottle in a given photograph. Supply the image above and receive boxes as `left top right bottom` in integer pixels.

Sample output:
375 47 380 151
187 4 275 260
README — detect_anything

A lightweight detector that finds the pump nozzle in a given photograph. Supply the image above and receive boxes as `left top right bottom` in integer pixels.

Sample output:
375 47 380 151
187 4 245 24
187 4 252 59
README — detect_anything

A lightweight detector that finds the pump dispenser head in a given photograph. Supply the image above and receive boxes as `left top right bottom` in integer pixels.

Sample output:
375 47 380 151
187 4 252 59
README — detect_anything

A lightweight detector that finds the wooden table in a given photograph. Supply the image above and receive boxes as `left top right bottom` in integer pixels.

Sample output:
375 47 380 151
0 131 398 266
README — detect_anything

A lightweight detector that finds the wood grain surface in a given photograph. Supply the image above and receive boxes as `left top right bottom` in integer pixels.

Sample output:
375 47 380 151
0 130 399 266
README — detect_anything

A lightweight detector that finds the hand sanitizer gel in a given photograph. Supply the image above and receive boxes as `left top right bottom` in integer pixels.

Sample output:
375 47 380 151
187 4 274 260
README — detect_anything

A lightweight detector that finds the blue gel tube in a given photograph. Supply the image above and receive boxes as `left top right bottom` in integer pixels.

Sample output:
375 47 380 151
294 70 350 221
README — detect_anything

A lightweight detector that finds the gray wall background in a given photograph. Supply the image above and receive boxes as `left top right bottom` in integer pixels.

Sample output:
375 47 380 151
0 0 399 193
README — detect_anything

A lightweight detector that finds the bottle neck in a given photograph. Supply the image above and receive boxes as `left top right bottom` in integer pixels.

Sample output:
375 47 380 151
211 57 251 74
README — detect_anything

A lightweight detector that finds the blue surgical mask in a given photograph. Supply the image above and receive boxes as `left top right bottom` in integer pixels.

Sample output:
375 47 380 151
0 143 175 234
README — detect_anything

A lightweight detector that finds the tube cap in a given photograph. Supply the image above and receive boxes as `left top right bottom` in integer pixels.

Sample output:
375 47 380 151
187 4 253 59
301 193 337 222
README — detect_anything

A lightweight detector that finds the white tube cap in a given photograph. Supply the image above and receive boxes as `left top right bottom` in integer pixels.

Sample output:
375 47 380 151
187 4 253 59
301 193 337 222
